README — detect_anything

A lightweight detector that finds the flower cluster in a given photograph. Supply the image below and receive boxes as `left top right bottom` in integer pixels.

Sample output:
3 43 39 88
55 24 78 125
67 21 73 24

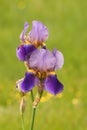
16 21 64 106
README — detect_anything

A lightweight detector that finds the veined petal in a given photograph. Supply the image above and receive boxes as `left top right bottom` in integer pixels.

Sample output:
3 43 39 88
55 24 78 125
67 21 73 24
25 44 36 59
29 48 56 72
16 45 26 61
20 22 29 42
53 48 64 70
43 74 63 95
20 72 37 93
29 21 49 45
16 44 36 61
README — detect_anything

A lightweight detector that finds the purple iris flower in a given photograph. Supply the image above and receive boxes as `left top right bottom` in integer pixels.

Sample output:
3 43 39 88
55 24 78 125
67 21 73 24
20 21 49 46
18 48 64 95
16 21 48 61
16 20 64 95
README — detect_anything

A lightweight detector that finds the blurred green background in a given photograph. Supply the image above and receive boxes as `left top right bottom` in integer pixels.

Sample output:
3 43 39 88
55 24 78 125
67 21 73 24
0 0 87 130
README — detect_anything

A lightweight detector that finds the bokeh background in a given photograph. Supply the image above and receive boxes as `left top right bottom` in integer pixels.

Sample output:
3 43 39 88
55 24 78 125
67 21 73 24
0 0 87 130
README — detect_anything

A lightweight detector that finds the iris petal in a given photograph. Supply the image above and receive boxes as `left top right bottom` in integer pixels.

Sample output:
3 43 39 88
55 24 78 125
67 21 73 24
53 48 64 70
25 44 36 58
16 45 26 61
43 74 63 95
20 72 37 93
16 44 36 61
29 21 49 44
20 22 29 42
29 49 56 72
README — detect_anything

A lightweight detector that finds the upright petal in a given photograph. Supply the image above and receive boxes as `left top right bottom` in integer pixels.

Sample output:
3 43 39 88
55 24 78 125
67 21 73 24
53 49 64 70
20 22 29 42
29 21 49 45
29 49 56 72
20 72 37 93
43 74 63 95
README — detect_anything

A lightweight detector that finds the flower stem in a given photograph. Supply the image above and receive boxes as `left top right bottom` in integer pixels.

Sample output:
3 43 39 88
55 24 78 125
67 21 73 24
30 90 36 130
21 113 25 130
31 90 34 102
30 107 36 130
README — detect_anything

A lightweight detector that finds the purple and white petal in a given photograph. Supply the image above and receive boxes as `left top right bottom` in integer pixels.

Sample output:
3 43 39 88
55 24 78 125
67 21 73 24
20 22 29 42
29 49 56 72
53 48 64 70
16 78 24 89
20 72 37 93
43 74 63 95
29 21 49 44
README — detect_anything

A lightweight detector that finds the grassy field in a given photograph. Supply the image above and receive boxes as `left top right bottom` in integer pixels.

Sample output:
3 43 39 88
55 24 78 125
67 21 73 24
0 0 87 130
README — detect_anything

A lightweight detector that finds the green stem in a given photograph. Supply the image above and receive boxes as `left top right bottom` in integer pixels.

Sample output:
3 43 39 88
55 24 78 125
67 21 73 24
21 113 25 130
31 90 34 102
30 107 36 130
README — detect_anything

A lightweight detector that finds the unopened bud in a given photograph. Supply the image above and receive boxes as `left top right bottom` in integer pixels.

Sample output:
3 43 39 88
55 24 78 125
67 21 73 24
20 97 26 114
32 94 41 108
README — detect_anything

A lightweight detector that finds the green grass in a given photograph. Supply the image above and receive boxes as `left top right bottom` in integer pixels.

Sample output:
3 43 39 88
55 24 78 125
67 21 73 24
0 0 87 130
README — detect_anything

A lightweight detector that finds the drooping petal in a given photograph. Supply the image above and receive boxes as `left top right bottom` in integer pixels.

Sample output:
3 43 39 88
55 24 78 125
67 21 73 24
29 21 49 45
53 48 64 70
29 48 56 72
16 45 26 61
25 44 36 58
43 74 63 95
20 72 38 93
16 44 36 61
20 22 29 42
16 78 24 89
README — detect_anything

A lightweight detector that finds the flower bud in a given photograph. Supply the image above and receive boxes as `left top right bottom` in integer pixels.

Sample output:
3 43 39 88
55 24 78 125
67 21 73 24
20 97 26 114
32 94 41 108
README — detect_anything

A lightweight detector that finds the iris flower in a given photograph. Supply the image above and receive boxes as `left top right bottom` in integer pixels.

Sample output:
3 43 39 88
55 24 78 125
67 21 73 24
16 20 64 95
17 48 64 95
16 21 48 61
20 21 48 46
